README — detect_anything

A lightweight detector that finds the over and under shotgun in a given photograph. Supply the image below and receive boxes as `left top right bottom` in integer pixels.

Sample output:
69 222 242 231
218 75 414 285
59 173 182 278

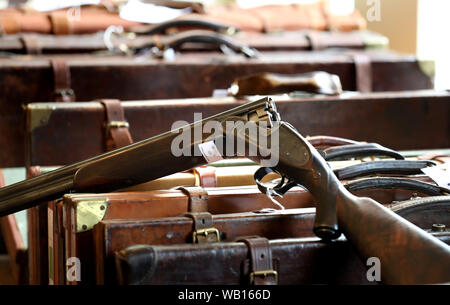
0 97 448 284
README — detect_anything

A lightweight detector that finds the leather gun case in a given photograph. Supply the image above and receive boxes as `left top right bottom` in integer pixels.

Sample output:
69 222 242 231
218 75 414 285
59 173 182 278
0 46 435 169
97 195 450 285
2 50 434 167
25 90 449 167
115 231 450 285
0 30 388 55
0 2 365 36
44 173 449 285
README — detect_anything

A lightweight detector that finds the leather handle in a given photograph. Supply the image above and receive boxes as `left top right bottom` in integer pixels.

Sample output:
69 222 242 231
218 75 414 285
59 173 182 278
164 30 258 58
322 143 404 161
306 135 361 149
131 18 238 35
229 71 342 96
345 177 450 196
334 160 435 180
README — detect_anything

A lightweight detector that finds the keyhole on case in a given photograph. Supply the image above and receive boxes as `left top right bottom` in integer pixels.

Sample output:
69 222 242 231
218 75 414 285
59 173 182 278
202 219 205 224
261 254 265 259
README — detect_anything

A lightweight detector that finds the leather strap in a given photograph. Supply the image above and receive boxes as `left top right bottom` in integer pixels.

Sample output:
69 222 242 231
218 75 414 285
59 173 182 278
239 237 277 285
50 12 74 35
20 34 41 55
184 212 220 244
334 160 435 180
322 143 404 161
51 59 75 102
194 166 217 187
177 186 208 212
344 177 450 196
99 99 133 151
352 53 372 93
304 31 326 51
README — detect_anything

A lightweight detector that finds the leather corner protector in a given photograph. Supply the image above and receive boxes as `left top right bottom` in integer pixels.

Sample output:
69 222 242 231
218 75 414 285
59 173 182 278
418 60 435 78
26 105 55 132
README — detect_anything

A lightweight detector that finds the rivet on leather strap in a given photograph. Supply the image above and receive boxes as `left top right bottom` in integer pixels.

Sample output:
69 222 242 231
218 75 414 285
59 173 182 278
177 186 209 213
238 237 277 285
98 99 133 151
51 59 75 102
184 212 220 244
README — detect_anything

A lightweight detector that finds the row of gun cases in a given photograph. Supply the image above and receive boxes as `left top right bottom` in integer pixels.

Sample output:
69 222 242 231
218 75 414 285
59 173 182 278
0 0 449 286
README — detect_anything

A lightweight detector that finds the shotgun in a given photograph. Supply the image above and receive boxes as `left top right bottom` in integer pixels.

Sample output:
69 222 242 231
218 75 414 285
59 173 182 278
0 97 448 284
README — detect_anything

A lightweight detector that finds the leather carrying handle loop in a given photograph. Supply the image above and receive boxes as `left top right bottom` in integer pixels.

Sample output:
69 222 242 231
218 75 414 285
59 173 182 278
132 18 239 35
164 30 258 58
322 143 404 161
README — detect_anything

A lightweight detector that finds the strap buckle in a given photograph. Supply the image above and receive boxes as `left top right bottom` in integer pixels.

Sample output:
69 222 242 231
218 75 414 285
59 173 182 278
249 270 278 285
192 228 221 244
107 121 130 129
105 120 130 137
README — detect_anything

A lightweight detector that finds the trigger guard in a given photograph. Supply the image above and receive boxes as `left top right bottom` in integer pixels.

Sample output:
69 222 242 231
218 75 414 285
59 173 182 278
254 167 299 197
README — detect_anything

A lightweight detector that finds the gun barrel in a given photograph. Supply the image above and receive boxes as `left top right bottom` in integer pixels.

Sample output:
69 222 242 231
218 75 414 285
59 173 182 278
0 97 278 217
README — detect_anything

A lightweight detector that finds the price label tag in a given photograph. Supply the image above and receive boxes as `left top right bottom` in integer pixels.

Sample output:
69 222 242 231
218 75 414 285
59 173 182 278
198 141 223 164
421 163 450 188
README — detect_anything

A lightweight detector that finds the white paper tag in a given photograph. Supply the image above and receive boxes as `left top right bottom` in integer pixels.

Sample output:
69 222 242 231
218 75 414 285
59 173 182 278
198 141 223 164
119 0 191 24
421 163 450 188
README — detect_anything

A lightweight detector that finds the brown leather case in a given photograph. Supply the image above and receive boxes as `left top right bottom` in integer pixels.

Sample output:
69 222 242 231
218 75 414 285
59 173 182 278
99 194 450 285
197 2 366 32
97 209 316 285
25 90 449 167
114 232 450 285
36 162 279 285
0 5 141 35
0 2 365 35
0 30 387 54
1 50 431 167
61 178 444 286
62 186 314 285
